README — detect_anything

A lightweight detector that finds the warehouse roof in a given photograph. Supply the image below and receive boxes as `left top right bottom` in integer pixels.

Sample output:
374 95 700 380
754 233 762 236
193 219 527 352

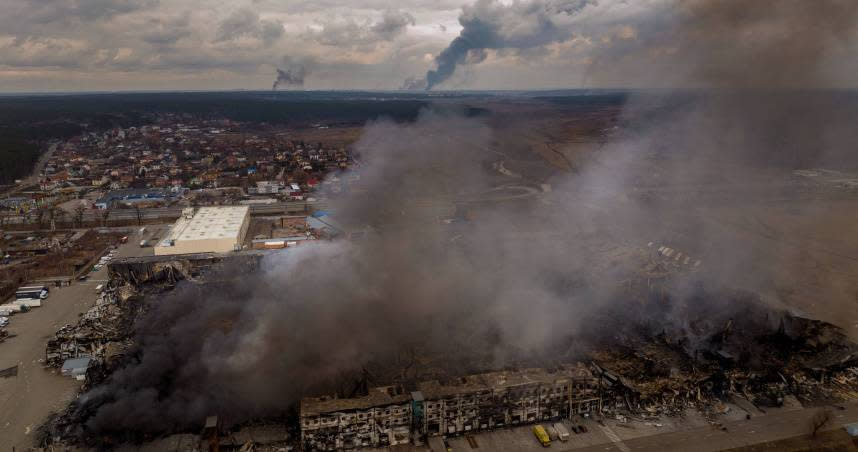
164 206 249 242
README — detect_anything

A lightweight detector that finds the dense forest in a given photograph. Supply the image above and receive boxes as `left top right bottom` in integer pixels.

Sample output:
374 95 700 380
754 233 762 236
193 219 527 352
0 132 39 185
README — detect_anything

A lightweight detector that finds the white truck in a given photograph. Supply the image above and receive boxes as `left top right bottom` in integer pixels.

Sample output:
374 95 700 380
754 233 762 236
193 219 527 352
14 298 42 308
553 423 570 442
0 304 29 315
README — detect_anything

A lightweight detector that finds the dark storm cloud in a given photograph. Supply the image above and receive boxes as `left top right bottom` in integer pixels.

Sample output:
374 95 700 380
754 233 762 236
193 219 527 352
417 0 598 89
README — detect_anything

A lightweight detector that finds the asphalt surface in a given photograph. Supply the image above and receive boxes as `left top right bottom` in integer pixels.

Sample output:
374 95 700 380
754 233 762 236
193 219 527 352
568 403 858 452
0 228 157 450
367 403 858 452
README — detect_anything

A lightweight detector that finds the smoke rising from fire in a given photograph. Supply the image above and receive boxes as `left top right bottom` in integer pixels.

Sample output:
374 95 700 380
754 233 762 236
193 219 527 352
417 0 598 90
272 65 307 90
76 0 858 438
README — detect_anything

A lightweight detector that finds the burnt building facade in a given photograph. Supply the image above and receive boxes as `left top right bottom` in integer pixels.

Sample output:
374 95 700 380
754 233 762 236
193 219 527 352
300 364 602 450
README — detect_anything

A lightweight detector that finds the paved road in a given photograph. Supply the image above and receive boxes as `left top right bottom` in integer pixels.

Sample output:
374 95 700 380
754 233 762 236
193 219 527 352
1 200 327 225
567 403 858 452
0 235 152 450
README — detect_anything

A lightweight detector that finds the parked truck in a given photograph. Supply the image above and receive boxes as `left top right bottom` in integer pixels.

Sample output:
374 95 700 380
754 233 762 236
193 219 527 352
14 298 41 308
533 424 551 447
553 423 570 442
0 304 29 315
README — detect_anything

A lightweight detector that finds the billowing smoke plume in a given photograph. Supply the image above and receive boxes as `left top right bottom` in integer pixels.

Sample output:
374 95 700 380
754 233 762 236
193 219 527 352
78 110 622 435
578 0 858 307
75 0 858 439
417 0 598 90
272 65 307 90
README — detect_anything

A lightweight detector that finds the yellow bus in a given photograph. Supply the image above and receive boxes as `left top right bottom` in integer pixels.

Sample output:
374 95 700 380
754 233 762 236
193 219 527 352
532 424 551 447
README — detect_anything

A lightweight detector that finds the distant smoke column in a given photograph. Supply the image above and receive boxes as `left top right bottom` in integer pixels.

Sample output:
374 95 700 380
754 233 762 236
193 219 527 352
426 35 475 90
423 0 597 90
272 66 307 90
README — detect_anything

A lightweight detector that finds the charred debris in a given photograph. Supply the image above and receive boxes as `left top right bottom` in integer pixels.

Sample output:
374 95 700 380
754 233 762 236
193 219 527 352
38 248 858 450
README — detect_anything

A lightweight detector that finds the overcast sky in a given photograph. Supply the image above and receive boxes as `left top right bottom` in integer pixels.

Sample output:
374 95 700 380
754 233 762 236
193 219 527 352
1 0 855 92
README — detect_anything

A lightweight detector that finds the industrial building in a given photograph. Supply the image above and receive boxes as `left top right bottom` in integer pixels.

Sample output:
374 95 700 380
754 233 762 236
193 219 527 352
94 188 172 209
299 365 603 450
154 206 250 255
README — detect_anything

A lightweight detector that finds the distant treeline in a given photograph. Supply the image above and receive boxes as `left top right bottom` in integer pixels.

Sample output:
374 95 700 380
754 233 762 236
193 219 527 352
0 90 631 184
0 91 438 185
0 92 435 128
0 131 39 185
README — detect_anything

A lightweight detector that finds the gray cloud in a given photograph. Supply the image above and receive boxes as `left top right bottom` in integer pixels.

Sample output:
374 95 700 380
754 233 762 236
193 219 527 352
306 9 415 49
372 10 417 40
1 0 857 92
141 13 192 46
214 8 283 46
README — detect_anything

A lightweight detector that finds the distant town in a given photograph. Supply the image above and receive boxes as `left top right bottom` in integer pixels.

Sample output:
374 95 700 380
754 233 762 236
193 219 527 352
0 116 364 306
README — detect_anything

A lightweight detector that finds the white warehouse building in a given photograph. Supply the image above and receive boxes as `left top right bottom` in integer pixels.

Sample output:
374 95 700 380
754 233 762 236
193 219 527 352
155 206 250 256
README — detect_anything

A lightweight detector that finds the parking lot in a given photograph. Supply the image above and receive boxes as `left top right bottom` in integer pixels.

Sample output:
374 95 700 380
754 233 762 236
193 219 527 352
0 225 163 449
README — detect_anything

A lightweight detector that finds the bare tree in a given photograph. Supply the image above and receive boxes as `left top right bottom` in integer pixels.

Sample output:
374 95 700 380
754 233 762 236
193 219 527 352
100 208 111 227
810 408 832 437
134 205 142 226
73 204 86 228
35 207 45 228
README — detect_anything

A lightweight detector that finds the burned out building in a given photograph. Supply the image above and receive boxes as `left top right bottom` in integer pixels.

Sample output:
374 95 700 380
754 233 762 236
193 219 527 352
299 364 602 450
300 385 413 450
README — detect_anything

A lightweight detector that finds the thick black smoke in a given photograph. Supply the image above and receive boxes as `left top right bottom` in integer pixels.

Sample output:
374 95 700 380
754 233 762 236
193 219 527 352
78 111 623 435
272 66 307 90
419 0 597 90
76 0 858 439
576 0 858 313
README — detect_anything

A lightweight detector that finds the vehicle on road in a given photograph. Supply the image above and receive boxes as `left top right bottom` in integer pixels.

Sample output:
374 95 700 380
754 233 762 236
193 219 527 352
553 423 570 441
95 284 103 293
15 285 49 300
0 304 29 314
533 424 551 447
120 236 128 244
14 298 41 308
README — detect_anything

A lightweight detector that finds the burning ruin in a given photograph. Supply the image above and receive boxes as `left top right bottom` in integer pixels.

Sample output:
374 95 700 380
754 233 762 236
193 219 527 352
38 227 858 450
33 1 858 448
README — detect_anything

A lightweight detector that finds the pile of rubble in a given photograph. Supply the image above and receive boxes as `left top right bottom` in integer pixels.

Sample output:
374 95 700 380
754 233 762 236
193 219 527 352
45 283 138 376
587 293 858 421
